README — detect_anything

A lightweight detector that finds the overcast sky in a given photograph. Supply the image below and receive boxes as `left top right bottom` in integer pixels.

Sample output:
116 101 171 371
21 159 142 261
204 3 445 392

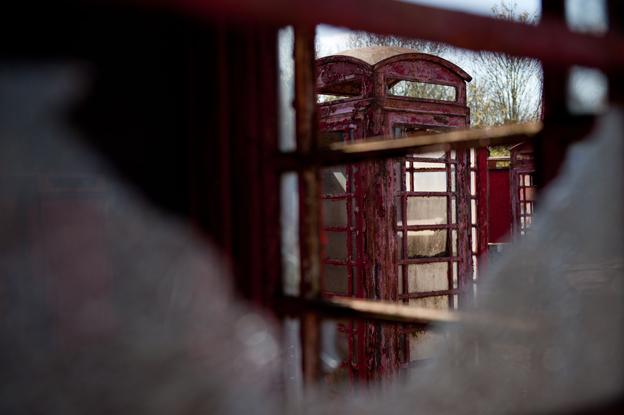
316 0 541 56
313 0 608 113
317 0 607 56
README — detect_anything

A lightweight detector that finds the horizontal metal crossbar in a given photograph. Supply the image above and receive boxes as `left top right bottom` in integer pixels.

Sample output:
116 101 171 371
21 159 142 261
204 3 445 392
401 224 458 231
279 122 542 170
165 0 624 70
279 295 534 331
398 256 459 265
398 289 461 300
279 295 453 325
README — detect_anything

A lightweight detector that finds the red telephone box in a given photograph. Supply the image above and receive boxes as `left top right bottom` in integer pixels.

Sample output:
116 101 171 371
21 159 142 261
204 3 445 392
510 141 536 236
316 47 487 381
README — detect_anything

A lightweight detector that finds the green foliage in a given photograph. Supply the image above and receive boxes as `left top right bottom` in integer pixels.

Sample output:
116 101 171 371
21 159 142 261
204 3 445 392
344 1 542 127
489 145 511 158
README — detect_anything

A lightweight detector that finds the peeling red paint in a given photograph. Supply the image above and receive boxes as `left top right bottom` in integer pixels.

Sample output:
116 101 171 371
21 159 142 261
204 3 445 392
316 50 480 382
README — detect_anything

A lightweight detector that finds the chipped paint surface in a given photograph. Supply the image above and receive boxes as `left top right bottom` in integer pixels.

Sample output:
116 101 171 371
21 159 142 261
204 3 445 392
317 50 479 383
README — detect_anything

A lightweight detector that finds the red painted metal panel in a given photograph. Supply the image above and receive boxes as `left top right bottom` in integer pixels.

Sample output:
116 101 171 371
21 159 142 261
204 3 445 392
488 169 512 243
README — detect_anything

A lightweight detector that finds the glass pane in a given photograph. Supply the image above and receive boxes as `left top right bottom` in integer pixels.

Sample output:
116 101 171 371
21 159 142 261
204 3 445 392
324 265 348 294
451 197 457 223
409 296 449 309
471 171 477 195
407 263 449 292
472 229 478 252
411 171 447 192
410 160 446 168
472 255 478 280
323 199 347 227
408 329 447 362
396 196 404 226
281 173 300 296
406 230 448 258
406 197 447 225
317 94 351 103
278 26 295 152
406 169 412 191
523 174 531 186
320 320 350 381
420 150 446 159
322 166 348 194
408 152 446 168
450 165 456 192
388 80 456 102
471 199 477 225
326 231 347 259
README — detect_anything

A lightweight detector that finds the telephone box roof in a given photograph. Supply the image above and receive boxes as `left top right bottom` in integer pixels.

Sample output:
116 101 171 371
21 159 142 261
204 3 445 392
326 46 472 81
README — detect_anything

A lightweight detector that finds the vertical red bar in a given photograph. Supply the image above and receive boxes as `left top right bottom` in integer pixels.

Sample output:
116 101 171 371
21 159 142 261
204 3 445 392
445 151 454 308
294 25 322 385
455 150 472 305
400 157 410 363
476 148 489 266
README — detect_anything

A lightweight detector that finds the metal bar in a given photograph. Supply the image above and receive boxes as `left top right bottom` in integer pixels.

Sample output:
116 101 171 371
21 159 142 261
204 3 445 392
321 193 354 200
400 156 410 363
404 224 458 231
407 156 455 164
407 167 448 172
346 167 352 299
167 0 624 70
445 150 454 308
456 149 471 306
278 295 534 331
476 148 489 259
294 24 322 385
399 289 461 300
399 256 459 265
400 191 455 197
278 122 542 170
333 122 541 159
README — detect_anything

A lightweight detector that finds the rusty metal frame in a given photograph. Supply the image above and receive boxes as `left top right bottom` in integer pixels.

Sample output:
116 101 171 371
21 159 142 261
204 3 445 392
5 0 624 410
168 0 624 70
143 0 623 397
510 142 536 237
146 0 623 407
315 50 478 376
294 25 323 384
